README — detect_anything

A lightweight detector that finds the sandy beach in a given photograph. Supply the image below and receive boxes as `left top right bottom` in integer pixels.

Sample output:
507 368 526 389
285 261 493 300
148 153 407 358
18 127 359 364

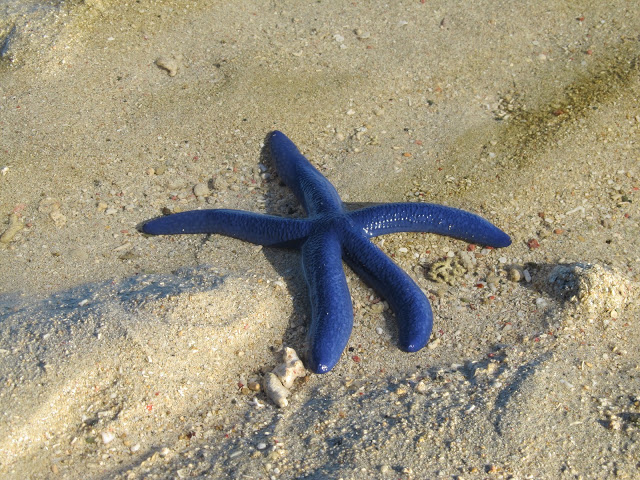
1 1 639 478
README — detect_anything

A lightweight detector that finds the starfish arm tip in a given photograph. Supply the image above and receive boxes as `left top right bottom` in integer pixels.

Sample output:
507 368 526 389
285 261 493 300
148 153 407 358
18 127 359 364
141 218 179 235
490 230 512 248
307 359 335 374
402 342 426 353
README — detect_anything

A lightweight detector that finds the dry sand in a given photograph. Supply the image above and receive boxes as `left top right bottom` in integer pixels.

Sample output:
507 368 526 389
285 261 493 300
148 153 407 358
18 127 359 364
1 1 640 478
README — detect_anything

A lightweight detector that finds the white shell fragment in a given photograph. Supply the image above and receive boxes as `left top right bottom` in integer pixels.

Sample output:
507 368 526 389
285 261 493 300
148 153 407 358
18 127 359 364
264 372 290 408
273 347 306 388
263 347 307 408
101 431 115 444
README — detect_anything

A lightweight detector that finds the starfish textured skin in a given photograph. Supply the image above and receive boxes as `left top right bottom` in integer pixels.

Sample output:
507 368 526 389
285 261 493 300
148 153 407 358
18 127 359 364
143 131 511 373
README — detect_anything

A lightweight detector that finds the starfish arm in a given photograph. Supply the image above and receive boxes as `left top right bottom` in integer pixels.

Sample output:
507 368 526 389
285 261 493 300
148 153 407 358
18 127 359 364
269 131 343 215
348 202 511 248
142 210 312 248
301 230 353 374
341 227 433 353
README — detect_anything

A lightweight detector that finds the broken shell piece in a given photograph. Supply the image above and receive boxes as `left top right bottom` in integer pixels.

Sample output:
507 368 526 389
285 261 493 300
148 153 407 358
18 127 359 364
273 347 306 388
155 56 178 76
264 372 289 408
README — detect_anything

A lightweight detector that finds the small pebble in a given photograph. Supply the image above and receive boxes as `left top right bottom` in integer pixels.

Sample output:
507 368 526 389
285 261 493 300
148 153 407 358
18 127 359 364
527 238 540 249
247 380 261 392
370 302 385 314
608 415 622 431
414 379 428 394
256 442 267 450
508 268 521 282
193 182 209 197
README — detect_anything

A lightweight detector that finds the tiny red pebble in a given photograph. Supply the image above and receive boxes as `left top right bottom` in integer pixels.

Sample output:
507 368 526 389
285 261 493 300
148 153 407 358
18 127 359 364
488 295 496 300
577 16 584 21
553 228 564 234
146 404 153 411
537 212 545 218
586 49 593 55
415 140 423 145
476 283 484 288
467 244 476 251
352 355 361 363
534 337 540 342
403 152 412 157
527 238 540 249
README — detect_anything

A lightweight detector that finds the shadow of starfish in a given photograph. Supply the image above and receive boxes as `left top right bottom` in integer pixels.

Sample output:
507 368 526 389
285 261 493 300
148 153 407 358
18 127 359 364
142 131 511 373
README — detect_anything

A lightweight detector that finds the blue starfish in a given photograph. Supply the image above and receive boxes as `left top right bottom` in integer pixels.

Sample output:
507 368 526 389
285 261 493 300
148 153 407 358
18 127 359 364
142 131 511 373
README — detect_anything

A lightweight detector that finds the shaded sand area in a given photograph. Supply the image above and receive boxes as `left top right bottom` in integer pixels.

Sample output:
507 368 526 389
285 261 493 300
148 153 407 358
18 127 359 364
1 1 640 478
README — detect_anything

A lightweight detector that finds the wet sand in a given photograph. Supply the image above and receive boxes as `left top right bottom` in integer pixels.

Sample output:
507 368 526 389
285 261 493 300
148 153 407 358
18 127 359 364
1 1 639 478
